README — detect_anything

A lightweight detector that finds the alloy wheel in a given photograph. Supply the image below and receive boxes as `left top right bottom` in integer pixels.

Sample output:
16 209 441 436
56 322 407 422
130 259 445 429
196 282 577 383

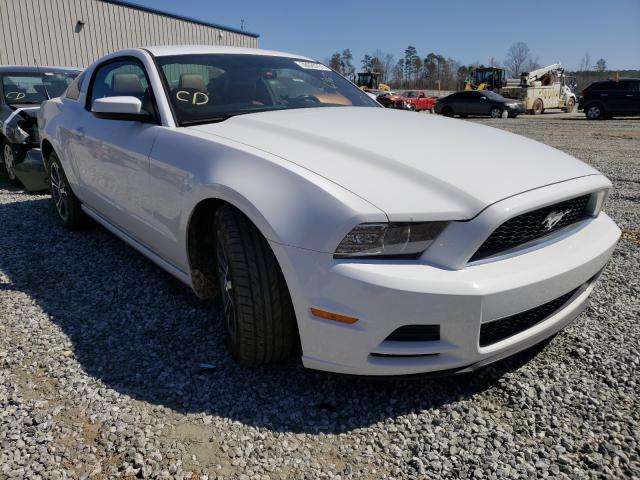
50 162 69 222
3 144 17 181
587 106 601 120
216 236 237 343
490 107 502 118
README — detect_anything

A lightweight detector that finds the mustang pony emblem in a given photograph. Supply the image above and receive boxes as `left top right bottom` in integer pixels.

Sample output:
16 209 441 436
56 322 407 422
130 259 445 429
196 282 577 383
542 210 569 230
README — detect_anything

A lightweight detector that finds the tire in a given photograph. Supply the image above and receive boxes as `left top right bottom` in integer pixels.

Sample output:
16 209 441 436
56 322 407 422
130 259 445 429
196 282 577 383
459 113 468 118
48 151 86 230
214 206 298 366
585 104 604 120
442 106 453 117
408 103 416 111
532 99 544 115
564 98 575 113
2 140 23 187
489 107 503 118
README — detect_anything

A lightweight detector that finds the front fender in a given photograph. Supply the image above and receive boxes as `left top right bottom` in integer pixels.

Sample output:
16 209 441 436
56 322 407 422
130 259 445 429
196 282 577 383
150 127 387 255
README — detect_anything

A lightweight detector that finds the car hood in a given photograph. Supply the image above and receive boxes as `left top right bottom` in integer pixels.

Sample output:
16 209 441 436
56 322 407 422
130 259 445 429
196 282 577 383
189 107 599 220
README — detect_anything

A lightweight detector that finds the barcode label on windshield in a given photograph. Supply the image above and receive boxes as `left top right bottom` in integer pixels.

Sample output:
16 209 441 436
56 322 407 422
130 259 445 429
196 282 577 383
294 61 331 71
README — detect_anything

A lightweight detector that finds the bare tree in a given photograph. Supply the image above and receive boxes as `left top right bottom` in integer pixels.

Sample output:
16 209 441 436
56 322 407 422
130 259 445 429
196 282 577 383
524 55 541 72
595 58 607 72
579 52 593 72
382 53 395 83
505 42 531 77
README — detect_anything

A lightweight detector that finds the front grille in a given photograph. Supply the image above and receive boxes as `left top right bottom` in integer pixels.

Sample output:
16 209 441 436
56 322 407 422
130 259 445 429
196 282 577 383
479 286 580 347
470 195 591 262
385 325 440 342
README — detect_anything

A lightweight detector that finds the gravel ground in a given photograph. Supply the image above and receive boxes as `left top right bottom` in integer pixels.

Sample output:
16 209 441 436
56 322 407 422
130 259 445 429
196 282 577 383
1 112 638 479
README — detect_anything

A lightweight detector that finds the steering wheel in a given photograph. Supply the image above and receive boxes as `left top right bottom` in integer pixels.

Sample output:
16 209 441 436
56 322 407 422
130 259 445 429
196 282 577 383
5 91 26 101
290 94 320 104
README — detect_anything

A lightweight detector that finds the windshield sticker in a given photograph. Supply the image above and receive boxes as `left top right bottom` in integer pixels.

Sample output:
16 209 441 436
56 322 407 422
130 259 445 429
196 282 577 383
294 61 331 71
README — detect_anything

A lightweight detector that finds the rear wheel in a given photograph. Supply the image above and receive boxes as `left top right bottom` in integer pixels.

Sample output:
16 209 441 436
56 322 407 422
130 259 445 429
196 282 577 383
214 206 298 366
48 152 86 230
490 107 503 118
2 140 23 187
532 99 544 115
585 104 604 120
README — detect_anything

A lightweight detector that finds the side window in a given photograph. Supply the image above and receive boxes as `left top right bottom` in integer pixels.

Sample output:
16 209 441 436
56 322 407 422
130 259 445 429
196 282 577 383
65 72 85 100
618 80 638 92
594 82 612 91
89 59 152 112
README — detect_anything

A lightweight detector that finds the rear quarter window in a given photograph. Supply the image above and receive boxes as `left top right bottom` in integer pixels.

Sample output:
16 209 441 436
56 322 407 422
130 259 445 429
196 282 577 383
65 72 85 100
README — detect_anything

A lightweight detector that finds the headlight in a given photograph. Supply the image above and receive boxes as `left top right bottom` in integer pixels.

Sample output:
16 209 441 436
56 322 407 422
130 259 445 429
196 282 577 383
6 125 30 144
506 102 520 108
334 222 448 258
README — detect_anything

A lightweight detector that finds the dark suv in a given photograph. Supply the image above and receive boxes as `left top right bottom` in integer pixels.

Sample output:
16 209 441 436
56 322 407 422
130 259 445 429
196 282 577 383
578 78 640 120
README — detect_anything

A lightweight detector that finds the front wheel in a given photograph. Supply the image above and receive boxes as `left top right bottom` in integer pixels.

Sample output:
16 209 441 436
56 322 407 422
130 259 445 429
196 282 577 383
48 152 86 230
564 98 575 113
2 140 23 187
441 106 453 117
490 107 503 118
214 206 298 366
532 99 544 115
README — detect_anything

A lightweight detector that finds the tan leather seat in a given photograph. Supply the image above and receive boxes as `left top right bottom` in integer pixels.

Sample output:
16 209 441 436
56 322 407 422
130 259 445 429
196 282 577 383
180 74 206 91
112 73 145 96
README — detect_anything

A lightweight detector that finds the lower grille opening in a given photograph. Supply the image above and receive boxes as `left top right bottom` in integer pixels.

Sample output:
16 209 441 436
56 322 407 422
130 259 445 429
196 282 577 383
370 352 439 358
480 286 581 347
385 325 440 342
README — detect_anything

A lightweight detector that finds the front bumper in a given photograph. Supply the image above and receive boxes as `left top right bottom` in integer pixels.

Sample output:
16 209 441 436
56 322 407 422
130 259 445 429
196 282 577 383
271 179 620 376
505 104 525 115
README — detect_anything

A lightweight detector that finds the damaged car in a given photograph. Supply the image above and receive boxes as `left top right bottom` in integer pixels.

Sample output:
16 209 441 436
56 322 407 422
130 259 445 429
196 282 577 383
1 66 80 191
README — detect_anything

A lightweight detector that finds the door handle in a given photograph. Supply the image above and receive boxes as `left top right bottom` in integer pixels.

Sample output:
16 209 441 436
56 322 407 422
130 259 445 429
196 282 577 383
626 94 633 97
601 94 608 96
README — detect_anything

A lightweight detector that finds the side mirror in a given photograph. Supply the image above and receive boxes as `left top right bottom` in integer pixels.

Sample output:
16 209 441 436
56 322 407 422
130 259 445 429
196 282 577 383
91 96 153 122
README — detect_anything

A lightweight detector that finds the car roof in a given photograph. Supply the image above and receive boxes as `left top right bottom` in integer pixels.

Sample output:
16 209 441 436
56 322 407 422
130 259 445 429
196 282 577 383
0 65 81 74
143 45 314 61
593 78 640 83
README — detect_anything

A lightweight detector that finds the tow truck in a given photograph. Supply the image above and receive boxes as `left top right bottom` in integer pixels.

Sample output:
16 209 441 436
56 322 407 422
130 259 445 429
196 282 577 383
500 63 576 114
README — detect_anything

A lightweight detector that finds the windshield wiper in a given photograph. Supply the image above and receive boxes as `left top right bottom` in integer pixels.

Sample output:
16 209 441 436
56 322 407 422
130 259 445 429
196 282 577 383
180 114 236 126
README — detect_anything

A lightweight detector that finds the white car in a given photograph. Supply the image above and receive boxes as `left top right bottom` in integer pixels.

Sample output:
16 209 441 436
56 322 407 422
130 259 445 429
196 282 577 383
38 46 620 376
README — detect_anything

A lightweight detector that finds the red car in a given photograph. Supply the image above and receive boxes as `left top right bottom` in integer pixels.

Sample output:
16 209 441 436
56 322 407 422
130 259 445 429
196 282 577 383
400 90 437 111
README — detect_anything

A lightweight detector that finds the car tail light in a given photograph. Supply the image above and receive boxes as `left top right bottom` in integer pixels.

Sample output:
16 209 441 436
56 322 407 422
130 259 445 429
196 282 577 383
580 89 587 97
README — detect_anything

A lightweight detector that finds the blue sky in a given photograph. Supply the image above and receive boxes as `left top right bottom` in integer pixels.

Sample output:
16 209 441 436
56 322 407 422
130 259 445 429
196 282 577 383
130 0 640 70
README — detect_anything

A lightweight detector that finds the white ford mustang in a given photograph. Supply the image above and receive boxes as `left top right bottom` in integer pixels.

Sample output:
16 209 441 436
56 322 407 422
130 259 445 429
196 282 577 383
38 46 620 376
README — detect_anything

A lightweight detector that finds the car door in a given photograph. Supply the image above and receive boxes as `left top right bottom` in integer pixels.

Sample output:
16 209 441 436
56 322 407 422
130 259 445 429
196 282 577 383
417 91 428 110
618 80 639 114
69 57 161 243
628 80 640 114
462 91 483 114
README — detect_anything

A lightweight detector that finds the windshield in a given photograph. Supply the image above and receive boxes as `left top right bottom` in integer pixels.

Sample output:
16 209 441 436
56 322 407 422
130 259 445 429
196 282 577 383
156 54 379 125
2 72 78 105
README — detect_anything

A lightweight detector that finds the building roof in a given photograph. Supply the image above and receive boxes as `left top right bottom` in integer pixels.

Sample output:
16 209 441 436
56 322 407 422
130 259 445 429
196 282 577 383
101 0 259 38
144 45 310 60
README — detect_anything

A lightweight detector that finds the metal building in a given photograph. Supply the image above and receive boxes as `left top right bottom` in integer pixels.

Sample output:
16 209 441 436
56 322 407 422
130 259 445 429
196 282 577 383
0 0 259 68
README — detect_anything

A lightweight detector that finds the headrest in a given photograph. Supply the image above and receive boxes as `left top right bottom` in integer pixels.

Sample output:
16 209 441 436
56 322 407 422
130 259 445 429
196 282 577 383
180 74 206 91
112 73 144 95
